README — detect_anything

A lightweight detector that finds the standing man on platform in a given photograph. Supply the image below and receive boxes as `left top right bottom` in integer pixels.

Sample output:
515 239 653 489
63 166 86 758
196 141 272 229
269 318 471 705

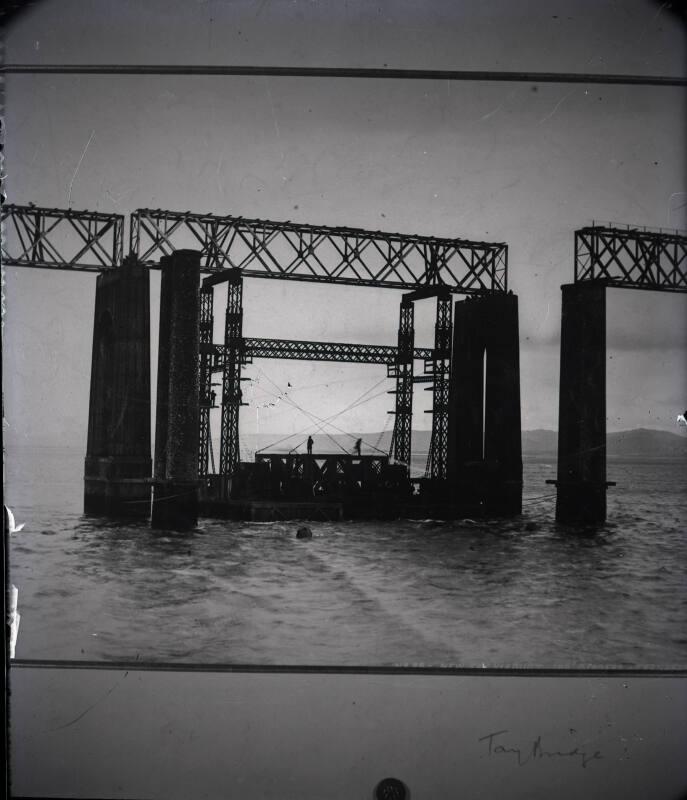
307 436 314 455
354 438 362 457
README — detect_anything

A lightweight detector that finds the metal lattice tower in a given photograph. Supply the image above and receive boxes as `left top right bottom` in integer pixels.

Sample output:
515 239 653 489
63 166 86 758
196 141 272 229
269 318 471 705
390 300 415 473
425 291 453 481
219 270 244 478
198 285 214 476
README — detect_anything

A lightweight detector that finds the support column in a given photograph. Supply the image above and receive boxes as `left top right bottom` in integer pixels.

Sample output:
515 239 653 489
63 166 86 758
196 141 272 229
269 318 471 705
555 282 607 524
448 293 522 515
151 250 201 530
483 294 522 515
219 269 244 499
198 285 215 477
448 297 485 511
390 299 414 477
84 255 151 517
153 255 173 483
425 291 453 482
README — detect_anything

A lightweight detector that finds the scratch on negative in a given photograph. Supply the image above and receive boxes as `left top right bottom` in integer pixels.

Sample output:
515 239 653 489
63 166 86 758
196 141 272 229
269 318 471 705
479 87 522 122
67 130 96 208
48 679 120 731
538 88 577 124
263 79 284 162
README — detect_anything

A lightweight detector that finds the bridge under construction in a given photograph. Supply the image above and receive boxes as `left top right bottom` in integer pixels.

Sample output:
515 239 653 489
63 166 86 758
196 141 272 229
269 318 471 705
3 203 686 529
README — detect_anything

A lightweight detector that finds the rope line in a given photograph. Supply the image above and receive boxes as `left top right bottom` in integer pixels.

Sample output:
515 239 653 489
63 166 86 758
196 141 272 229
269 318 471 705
522 492 558 504
254 369 390 454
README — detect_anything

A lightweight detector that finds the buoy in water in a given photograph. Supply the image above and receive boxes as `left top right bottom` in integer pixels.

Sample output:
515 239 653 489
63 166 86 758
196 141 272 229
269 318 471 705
296 526 313 539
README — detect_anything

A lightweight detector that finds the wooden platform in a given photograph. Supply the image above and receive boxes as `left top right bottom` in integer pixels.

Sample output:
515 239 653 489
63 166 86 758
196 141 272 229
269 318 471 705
198 499 344 521
247 500 343 522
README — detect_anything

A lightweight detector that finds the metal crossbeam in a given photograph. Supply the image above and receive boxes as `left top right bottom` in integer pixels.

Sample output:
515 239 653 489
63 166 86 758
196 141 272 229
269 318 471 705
1 204 124 271
131 208 507 292
210 338 434 369
575 226 687 292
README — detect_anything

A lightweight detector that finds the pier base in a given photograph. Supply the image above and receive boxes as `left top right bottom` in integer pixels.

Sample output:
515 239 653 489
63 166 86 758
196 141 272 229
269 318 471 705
84 256 151 517
448 293 522 516
150 481 199 530
151 251 201 531
555 283 607 524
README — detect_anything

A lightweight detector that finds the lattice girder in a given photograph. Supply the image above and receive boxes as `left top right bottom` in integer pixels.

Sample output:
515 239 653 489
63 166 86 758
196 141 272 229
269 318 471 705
211 337 434 369
575 226 687 292
131 208 507 292
2 204 124 271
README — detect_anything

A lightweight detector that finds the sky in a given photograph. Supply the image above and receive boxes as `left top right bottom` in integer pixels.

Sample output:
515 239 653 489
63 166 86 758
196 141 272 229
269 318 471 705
2 0 686 450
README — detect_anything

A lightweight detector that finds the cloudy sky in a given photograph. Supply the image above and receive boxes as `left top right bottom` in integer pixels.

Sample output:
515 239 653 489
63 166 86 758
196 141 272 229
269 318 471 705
3 0 686 449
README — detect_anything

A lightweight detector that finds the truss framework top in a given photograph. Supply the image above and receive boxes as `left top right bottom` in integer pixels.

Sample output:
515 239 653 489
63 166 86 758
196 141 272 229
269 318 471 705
575 226 687 293
1 204 124 271
131 208 507 292
3 203 508 292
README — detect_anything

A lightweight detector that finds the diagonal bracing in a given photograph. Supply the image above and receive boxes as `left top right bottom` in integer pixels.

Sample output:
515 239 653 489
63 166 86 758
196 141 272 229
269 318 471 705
2 204 124 271
575 226 687 292
131 208 507 292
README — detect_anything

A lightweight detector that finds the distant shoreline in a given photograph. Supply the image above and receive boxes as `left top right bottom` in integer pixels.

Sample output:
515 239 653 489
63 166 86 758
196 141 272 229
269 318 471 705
6 425 687 463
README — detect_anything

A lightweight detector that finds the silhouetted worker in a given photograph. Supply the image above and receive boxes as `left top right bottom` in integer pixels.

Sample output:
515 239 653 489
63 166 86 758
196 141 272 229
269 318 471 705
354 438 362 457
307 436 314 455
210 390 216 407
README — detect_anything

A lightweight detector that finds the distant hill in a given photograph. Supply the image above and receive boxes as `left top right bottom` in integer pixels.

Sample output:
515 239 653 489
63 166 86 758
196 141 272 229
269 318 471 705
606 428 687 459
522 429 558 454
513 428 687 459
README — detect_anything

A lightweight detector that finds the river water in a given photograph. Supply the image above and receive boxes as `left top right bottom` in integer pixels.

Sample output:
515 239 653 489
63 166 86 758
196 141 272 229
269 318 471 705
5 445 687 668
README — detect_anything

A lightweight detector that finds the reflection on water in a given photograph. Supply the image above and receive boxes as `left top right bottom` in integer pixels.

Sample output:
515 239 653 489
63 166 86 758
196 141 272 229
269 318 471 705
6 446 687 667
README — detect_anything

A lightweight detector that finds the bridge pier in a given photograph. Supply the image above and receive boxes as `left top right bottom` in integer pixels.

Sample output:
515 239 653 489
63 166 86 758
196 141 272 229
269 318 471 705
151 251 201 530
448 293 522 515
554 282 607 524
84 256 151 517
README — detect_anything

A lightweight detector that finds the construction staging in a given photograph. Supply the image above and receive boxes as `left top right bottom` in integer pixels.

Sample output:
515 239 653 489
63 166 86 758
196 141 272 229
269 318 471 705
3 204 686 529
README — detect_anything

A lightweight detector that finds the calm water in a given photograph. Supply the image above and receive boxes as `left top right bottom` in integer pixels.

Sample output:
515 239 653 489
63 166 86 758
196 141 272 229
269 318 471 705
5 445 687 667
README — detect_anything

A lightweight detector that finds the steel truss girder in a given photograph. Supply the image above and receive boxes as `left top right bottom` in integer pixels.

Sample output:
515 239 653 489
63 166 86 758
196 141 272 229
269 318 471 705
575 226 687 292
390 301 415 472
131 208 507 292
219 272 244 477
198 286 214 477
1 204 124 271
425 293 453 481
210 338 434 369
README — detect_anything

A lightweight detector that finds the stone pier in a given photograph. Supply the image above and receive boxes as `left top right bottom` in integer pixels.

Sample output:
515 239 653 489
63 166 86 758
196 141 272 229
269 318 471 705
448 293 522 515
151 250 201 530
84 256 152 516
555 282 607 524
